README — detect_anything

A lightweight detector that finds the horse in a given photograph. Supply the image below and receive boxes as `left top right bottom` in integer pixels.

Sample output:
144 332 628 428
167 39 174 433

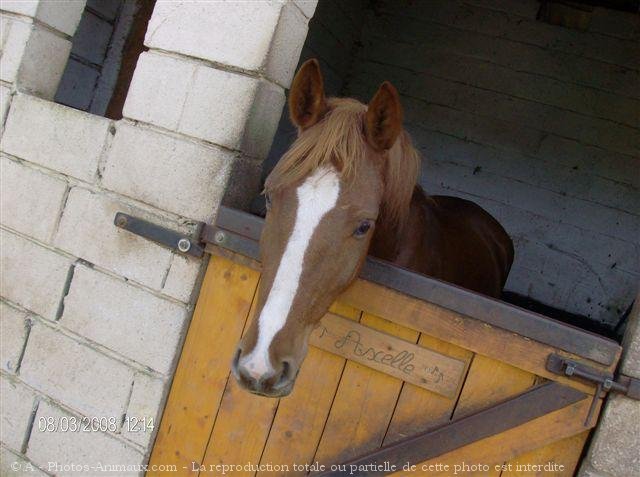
231 59 514 397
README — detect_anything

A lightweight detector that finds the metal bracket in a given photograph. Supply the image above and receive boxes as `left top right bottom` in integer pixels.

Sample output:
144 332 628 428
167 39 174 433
114 212 206 258
546 353 640 426
546 354 640 427
546 354 640 400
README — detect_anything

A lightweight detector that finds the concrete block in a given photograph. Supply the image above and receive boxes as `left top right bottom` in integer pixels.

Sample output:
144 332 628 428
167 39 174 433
54 58 100 111
0 229 72 320
265 2 308 86
0 302 29 373
1 94 110 181
125 55 286 158
61 265 188 374
577 463 609 477
20 323 134 420
3 1 85 37
588 394 640 475
0 157 68 242
122 373 166 446
537 135 639 190
357 45 638 129
145 1 283 72
452 2 639 72
34 1 85 37
621 295 640 379
220 155 263 210
53 187 173 289
0 446 48 477
102 122 234 222
122 52 196 131
371 12 640 99
70 10 113 65
464 0 542 19
240 79 286 159
87 0 120 21
16 24 72 99
178 65 259 149
293 0 318 18
1 1 39 17
27 400 143 476
162 254 202 303
590 7 640 41
0 83 11 126
0 18 32 84
0 377 36 450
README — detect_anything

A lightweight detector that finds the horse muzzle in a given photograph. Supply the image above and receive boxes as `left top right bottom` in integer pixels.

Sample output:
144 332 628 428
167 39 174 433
231 347 298 398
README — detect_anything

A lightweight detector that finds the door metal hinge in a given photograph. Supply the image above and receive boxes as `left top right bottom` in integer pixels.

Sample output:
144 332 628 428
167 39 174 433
114 212 206 258
546 354 640 426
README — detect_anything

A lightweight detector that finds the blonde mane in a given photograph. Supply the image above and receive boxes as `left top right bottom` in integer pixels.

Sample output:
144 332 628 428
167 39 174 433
266 97 421 228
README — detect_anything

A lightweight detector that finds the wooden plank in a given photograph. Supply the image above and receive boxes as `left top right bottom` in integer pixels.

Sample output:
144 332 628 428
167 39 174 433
147 255 260 477
441 355 538 477
452 355 538 419
313 314 418 466
383 334 473 444
199 377 279 476
310 313 467 398
500 431 590 476
199 277 277 476
340 279 614 394
257 302 361 477
389 397 599 477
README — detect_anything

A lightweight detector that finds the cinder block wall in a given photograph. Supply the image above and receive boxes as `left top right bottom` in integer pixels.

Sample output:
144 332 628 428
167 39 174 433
344 0 639 327
0 0 314 472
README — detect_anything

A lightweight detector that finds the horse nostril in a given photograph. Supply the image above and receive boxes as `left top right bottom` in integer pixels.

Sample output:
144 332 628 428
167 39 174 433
231 347 242 376
275 360 292 388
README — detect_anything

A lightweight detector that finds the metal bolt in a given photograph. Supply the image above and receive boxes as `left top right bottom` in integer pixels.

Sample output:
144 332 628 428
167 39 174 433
177 238 191 253
115 215 127 227
214 231 226 243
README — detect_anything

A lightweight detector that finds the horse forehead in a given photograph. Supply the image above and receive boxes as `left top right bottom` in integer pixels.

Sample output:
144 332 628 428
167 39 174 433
297 165 341 203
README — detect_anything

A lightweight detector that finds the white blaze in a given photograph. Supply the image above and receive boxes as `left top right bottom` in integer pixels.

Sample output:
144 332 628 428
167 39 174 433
240 166 340 379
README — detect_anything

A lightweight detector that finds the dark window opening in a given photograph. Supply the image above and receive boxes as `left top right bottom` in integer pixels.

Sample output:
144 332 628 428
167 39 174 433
54 0 155 120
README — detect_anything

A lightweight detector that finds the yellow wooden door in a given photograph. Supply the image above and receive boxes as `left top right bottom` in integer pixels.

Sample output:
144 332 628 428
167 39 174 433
146 248 618 477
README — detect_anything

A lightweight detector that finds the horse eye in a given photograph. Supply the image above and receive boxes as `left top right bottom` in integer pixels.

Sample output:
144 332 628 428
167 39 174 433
353 220 372 237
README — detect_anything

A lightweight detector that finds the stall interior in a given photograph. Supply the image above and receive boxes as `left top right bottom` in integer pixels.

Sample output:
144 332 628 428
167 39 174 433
261 0 640 339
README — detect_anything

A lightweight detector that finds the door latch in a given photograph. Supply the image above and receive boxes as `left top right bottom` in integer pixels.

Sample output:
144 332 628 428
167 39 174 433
546 354 640 426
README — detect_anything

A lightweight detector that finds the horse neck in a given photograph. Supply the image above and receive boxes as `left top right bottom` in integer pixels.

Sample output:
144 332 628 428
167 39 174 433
369 186 431 261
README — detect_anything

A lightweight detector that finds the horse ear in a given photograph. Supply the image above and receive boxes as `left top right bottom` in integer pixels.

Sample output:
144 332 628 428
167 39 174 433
365 81 403 151
289 59 327 130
